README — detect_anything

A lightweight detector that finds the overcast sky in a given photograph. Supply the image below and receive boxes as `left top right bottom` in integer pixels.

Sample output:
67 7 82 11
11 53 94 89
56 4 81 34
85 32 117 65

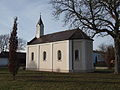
0 0 113 50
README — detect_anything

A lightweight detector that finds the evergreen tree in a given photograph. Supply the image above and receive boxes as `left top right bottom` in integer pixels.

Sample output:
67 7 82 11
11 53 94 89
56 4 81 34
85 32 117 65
8 17 18 80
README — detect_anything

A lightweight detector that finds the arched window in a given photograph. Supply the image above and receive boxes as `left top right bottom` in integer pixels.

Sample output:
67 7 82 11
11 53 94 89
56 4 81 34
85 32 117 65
31 52 34 61
75 50 79 60
58 50 62 60
43 51 46 61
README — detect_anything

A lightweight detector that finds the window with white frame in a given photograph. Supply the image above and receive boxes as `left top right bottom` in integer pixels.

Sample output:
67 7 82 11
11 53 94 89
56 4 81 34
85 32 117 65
57 50 62 60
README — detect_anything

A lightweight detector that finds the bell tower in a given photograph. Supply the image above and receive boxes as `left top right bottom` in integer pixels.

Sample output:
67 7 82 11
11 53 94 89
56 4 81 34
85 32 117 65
36 15 44 38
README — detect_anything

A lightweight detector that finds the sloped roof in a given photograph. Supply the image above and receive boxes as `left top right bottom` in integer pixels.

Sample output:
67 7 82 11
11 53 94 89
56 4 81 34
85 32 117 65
0 51 26 58
93 50 105 54
0 51 26 65
28 28 93 45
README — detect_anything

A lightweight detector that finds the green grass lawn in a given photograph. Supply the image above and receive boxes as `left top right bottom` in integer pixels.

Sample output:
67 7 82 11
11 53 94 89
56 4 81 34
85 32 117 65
0 68 120 90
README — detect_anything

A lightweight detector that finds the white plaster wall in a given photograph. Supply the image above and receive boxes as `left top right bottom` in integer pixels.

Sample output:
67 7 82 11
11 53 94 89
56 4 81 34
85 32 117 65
85 40 94 72
36 24 44 38
53 40 69 72
72 39 94 72
26 39 93 73
26 40 69 72
0 58 8 66
26 45 38 70
39 43 52 71
36 25 40 38
73 40 84 71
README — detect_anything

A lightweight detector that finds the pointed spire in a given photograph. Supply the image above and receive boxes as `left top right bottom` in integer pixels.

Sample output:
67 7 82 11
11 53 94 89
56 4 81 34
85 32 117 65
36 13 44 38
37 13 43 25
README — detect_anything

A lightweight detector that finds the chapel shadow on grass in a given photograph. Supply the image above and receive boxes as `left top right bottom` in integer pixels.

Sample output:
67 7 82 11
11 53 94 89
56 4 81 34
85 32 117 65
16 68 116 81
16 69 120 84
26 78 120 85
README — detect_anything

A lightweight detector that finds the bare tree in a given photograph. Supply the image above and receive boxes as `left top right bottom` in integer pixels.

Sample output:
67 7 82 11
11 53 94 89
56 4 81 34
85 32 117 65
0 34 26 52
98 44 107 52
18 38 26 51
0 34 9 52
98 44 115 68
50 0 120 74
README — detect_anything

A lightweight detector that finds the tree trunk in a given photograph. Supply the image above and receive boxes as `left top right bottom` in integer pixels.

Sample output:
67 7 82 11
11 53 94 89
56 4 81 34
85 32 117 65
114 38 120 74
13 74 15 80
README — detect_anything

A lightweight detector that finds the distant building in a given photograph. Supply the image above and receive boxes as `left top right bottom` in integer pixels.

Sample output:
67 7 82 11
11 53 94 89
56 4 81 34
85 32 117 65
26 16 94 73
0 51 26 67
93 51 105 64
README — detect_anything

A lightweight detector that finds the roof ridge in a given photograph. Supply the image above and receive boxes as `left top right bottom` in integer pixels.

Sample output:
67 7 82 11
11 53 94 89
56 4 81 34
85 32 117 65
41 29 77 37
68 29 78 39
79 30 86 38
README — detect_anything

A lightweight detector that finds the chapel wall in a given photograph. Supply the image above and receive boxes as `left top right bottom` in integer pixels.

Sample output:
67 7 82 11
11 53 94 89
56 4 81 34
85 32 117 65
72 40 85 72
85 40 94 72
72 39 94 72
39 43 53 71
26 45 38 70
27 40 70 72
52 40 70 72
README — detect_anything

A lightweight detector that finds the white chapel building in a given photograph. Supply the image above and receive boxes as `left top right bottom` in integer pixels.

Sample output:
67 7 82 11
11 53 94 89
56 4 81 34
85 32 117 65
26 16 94 73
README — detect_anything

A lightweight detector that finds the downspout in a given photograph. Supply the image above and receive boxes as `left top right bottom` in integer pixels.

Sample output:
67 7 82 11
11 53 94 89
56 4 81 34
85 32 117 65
26 46 29 69
72 40 74 71
52 43 53 72
38 45 40 71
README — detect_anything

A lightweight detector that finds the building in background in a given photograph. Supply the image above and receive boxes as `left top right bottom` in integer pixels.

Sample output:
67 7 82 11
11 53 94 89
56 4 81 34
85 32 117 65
93 51 106 66
0 51 26 67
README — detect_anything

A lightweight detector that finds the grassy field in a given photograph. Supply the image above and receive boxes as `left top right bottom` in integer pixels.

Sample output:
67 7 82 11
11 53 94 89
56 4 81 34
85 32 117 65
0 68 120 90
